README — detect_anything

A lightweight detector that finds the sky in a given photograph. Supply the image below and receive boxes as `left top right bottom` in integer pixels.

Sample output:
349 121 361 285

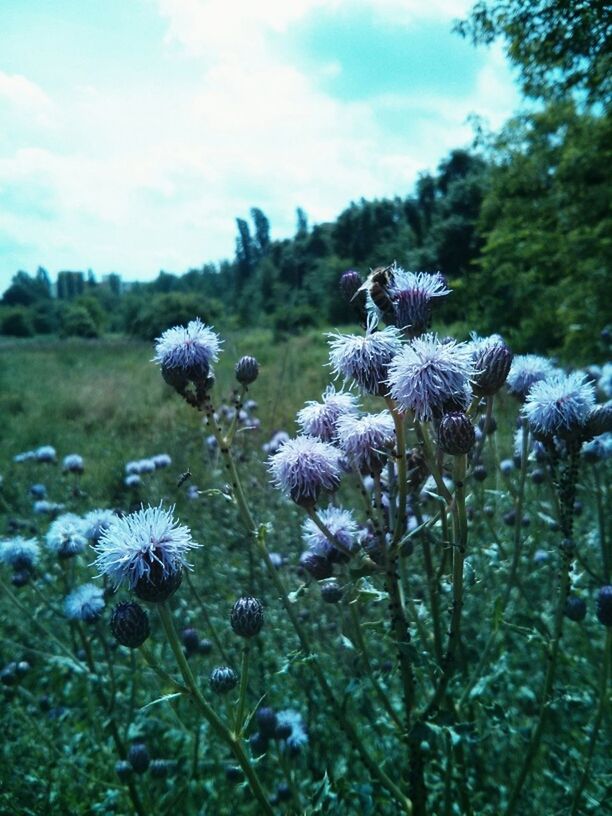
0 0 520 291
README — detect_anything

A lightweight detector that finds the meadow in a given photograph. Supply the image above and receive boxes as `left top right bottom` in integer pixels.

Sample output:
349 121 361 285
0 319 610 816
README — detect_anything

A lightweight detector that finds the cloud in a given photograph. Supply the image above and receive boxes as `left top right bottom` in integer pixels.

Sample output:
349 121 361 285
0 1 520 288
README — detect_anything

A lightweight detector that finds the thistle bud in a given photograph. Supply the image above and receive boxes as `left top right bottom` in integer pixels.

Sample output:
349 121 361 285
181 627 200 657
472 340 513 397
210 666 238 694
584 402 612 440
320 579 343 603
472 464 488 482
128 742 150 774
438 412 476 456
256 707 278 738
299 550 333 580
596 585 612 626
235 356 259 386
230 596 264 638
115 760 132 782
110 602 150 648
339 269 363 302
150 759 173 779
564 596 587 622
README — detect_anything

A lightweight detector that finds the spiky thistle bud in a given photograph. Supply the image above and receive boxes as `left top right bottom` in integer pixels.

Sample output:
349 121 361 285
230 596 264 638
299 550 334 580
181 627 200 657
596 585 612 626
340 269 363 302
564 596 587 622
470 335 513 397
438 412 476 455
115 760 132 782
210 666 238 694
235 356 259 385
128 742 150 774
320 579 343 603
110 602 150 648
584 402 612 440
256 707 278 738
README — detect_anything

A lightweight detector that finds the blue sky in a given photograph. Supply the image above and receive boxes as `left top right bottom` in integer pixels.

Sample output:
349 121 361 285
0 0 520 290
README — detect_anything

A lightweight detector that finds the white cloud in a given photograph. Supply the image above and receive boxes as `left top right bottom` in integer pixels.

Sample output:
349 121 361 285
0 1 520 287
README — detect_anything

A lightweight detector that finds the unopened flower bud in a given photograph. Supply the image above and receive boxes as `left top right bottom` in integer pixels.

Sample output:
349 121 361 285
210 666 238 694
110 602 150 648
235 356 259 386
230 596 264 638
438 412 476 455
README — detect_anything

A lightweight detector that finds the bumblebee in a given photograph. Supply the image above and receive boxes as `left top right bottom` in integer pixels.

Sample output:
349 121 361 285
356 264 396 323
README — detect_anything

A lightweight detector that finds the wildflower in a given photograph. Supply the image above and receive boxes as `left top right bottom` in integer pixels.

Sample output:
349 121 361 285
328 324 403 396
262 430 290 455
507 355 556 401
13 451 35 463
335 411 395 473
93 504 199 601
268 436 343 507
469 334 513 397
0 536 40 571
33 500 64 515
153 318 222 393
125 461 142 475
296 386 359 442
276 709 308 752
302 506 359 561
340 269 363 302
29 483 46 499
365 265 450 337
83 508 116 544
137 459 156 474
522 372 596 439
62 454 84 474
64 583 105 623
152 453 172 469
46 513 87 558
387 334 475 420
35 446 57 463
124 475 142 488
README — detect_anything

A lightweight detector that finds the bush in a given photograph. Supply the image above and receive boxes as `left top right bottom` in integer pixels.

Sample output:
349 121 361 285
0 308 34 337
59 305 99 338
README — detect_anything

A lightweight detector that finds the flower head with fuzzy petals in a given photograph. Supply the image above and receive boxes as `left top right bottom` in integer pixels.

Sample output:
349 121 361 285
46 513 88 558
268 436 343 507
64 583 105 623
328 325 403 396
153 318 221 372
522 372 596 439
507 355 557 401
0 536 40 571
83 509 117 544
387 333 475 420
276 709 309 751
336 411 395 473
93 504 199 590
384 266 450 336
302 506 359 560
296 386 359 442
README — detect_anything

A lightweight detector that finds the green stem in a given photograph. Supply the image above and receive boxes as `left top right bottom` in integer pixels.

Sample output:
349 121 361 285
592 464 610 582
156 602 273 815
234 643 251 736
569 627 611 815
386 398 408 546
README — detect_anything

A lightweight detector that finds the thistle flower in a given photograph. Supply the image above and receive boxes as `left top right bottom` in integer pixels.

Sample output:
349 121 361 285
507 355 556 401
335 411 395 473
340 269 363 301
30 483 46 499
93 504 199 597
296 386 359 442
522 372 596 439
387 333 475 420
83 508 116 544
33 499 64 515
469 334 513 397
46 513 88 558
13 451 35 463
328 325 403 396
35 445 57 463
302 506 359 561
137 459 156 474
0 536 40 571
368 265 450 337
152 453 172 469
124 475 142 488
62 454 84 474
64 583 105 623
153 318 222 392
125 461 142 475
268 436 343 507
276 709 308 752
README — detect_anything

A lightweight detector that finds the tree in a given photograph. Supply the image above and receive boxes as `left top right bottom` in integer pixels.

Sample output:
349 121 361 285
455 1 611 105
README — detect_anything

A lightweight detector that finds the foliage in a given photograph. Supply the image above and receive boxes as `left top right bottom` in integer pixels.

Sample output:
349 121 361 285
59 304 99 339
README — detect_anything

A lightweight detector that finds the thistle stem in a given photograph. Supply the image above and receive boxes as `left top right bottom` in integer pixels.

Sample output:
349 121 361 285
234 643 251 736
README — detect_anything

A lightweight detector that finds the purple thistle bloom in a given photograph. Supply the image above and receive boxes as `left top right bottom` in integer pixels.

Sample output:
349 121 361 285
328 325 403 396
34 500 64 515
64 583 105 623
152 453 172 469
93 504 199 590
522 372 596 439
296 386 359 442
14 451 36 463
153 318 221 373
373 265 450 337
507 355 557 401
124 474 142 488
0 536 40 570
268 436 343 507
335 411 395 474
137 459 156 474
83 509 116 544
46 513 88 558
35 445 57 463
302 506 359 560
276 709 309 751
387 333 475 421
